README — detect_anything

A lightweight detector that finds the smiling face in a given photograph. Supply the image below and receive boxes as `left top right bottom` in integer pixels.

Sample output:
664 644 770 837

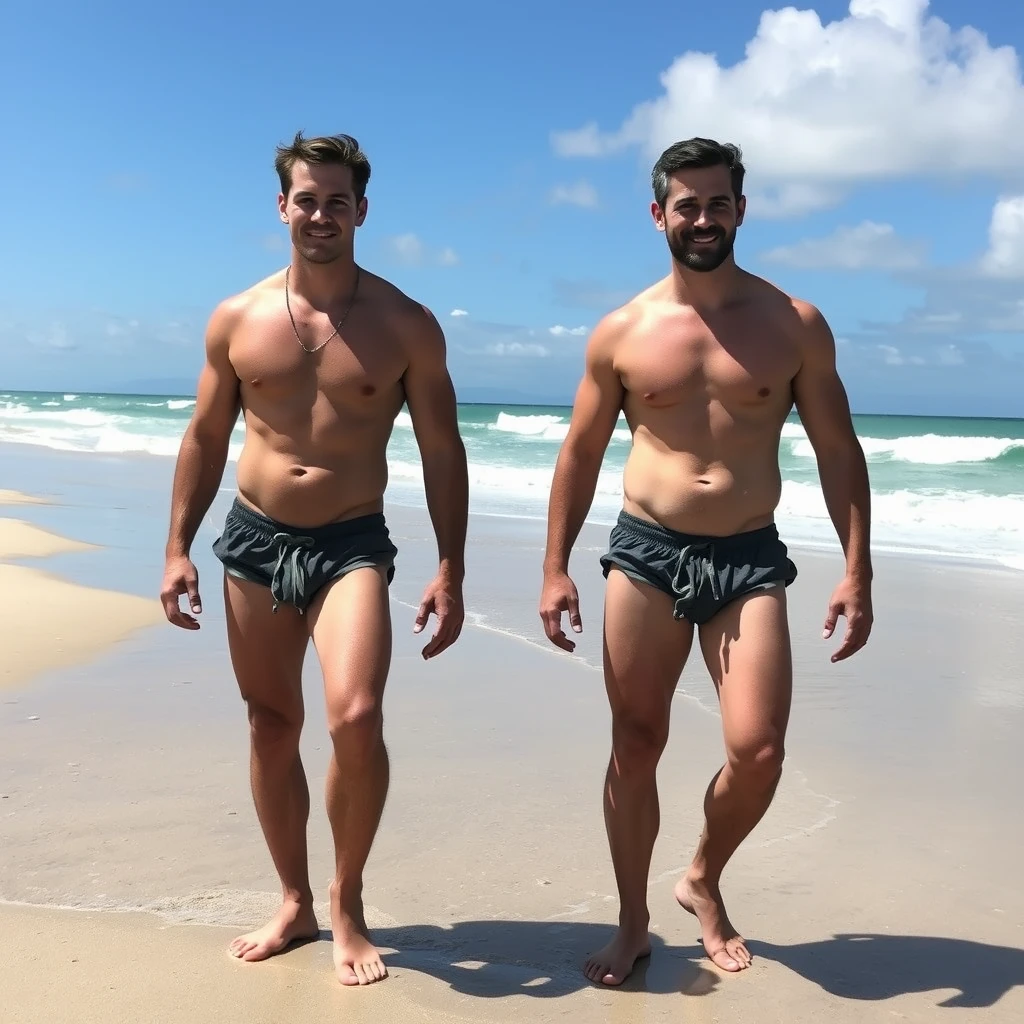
651 163 745 273
278 160 368 265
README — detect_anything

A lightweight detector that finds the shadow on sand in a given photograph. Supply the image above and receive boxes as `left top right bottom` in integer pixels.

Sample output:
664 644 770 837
304 921 1024 1008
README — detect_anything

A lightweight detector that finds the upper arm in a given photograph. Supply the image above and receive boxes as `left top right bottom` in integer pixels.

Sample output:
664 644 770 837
563 312 626 461
791 301 858 457
189 299 242 446
401 304 461 455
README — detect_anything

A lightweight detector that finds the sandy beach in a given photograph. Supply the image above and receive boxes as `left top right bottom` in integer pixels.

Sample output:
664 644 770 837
1 443 1022 1023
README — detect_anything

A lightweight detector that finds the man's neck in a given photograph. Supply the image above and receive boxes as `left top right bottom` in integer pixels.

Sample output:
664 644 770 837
287 253 359 308
667 257 742 313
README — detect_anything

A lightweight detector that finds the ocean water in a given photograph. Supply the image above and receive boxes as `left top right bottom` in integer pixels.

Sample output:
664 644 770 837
1 390 1023 571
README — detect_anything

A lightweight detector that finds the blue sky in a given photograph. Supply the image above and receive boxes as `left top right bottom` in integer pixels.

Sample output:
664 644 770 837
2 0 1023 416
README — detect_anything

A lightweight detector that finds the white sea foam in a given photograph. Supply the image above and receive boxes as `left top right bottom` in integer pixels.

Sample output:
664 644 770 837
792 433 1023 465
1 396 1021 570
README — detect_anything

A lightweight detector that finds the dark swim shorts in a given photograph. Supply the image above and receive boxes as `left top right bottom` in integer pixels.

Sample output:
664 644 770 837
599 510 797 626
212 498 398 614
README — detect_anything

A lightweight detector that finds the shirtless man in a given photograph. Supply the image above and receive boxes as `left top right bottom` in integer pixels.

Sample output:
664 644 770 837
539 138 872 985
160 132 468 987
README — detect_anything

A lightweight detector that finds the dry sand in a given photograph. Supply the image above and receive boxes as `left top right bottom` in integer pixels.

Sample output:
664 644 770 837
0 501 165 689
1 477 1023 1023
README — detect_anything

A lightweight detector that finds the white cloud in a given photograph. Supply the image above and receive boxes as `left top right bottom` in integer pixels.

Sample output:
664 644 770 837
548 324 588 337
877 344 925 366
450 308 469 317
551 1 1024 215
486 342 549 357
384 233 459 267
549 180 600 208
979 196 1024 279
761 221 925 270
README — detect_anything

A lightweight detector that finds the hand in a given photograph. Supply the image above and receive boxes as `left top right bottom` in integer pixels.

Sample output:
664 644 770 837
539 570 583 652
413 571 464 659
161 554 203 630
823 574 872 662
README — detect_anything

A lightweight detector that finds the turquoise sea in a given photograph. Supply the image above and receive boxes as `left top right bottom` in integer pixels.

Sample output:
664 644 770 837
1 390 1022 571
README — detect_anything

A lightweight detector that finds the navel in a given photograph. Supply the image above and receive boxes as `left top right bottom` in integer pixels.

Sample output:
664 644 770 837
250 378 262 387
361 384 376 397
758 387 771 397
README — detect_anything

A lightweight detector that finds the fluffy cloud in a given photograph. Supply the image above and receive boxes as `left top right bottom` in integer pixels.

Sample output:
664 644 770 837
384 233 459 267
761 221 926 270
548 180 600 208
551 1 1024 216
548 324 588 337
449 308 469 317
979 196 1024 279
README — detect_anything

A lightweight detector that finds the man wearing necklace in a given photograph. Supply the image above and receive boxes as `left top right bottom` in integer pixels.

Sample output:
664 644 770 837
160 132 468 987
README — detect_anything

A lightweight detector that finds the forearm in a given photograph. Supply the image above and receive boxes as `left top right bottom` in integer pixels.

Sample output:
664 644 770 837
543 445 603 575
165 431 231 559
817 442 872 581
421 442 469 582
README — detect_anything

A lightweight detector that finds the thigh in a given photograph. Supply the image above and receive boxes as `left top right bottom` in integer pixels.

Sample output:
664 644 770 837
698 587 793 758
307 566 392 721
224 574 309 724
603 568 694 730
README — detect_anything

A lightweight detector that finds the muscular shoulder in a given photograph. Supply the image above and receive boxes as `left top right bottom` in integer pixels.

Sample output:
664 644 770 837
585 298 647 366
744 274 834 355
362 273 446 362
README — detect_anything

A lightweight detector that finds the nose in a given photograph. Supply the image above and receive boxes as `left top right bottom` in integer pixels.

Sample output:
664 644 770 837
310 207 329 223
694 208 714 228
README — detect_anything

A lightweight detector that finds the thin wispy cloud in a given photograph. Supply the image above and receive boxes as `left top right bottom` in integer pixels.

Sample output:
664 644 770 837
548 180 599 209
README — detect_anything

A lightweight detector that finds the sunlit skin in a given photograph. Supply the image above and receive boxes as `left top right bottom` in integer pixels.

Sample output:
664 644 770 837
540 157 872 987
161 151 468 989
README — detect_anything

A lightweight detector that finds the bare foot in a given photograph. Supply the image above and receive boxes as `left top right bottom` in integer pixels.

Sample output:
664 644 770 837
330 882 388 986
675 874 752 973
228 898 319 962
583 928 651 986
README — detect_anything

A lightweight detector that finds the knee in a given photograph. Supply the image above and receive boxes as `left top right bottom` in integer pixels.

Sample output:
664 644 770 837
728 736 785 785
611 712 669 777
327 698 383 758
247 700 302 754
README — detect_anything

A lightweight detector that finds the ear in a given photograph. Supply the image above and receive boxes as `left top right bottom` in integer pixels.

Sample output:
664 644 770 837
650 200 666 233
736 195 746 227
354 197 369 227
278 192 288 223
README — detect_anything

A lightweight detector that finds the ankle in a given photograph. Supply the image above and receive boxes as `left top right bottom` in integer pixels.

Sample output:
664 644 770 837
617 908 651 935
329 878 363 904
283 888 314 907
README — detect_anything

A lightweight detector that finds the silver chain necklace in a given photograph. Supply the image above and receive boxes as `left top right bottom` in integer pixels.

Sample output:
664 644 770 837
284 265 361 354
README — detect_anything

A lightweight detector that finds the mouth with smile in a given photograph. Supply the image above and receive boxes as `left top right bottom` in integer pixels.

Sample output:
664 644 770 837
305 229 336 239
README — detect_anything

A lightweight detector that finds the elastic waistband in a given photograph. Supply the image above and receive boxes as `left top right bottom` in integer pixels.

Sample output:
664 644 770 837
614 509 779 548
229 497 387 539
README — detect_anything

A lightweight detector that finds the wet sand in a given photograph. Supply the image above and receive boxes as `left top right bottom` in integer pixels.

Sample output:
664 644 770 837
1 444 1022 1022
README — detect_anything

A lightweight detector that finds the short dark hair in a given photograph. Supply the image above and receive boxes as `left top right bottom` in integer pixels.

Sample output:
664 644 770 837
274 131 372 202
651 138 745 208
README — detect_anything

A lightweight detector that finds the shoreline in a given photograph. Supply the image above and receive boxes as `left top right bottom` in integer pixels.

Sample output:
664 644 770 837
0 489 165 690
2 472 1023 1023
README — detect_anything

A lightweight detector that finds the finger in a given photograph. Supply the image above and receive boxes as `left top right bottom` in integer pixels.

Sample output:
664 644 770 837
822 602 841 639
413 598 432 634
423 606 465 659
831 619 867 662
567 593 583 634
421 611 448 658
185 575 202 615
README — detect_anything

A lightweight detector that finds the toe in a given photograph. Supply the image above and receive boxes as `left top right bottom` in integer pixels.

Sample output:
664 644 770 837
709 948 741 972
338 964 359 987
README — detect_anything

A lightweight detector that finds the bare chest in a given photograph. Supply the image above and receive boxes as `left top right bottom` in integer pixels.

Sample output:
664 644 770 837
231 310 407 410
618 314 800 416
